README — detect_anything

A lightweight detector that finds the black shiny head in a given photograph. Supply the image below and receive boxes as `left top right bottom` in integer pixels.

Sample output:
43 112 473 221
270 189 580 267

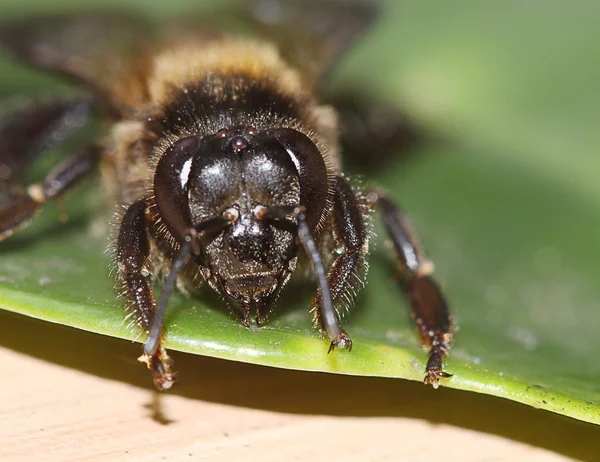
188 128 301 323
153 127 329 324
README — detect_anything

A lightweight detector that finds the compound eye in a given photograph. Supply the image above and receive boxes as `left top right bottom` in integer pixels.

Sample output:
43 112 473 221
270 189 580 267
252 205 267 219
223 207 239 223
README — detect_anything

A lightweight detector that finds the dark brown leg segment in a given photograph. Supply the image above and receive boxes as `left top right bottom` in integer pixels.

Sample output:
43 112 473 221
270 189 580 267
116 199 176 391
310 176 371 352
372 192 453 388
0 144 100 240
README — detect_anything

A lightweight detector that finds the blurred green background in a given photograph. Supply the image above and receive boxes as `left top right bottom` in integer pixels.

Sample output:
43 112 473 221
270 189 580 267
0 0 599 425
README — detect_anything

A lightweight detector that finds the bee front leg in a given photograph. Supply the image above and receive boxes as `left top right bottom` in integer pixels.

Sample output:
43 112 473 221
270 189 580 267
370 192 454 388
116 199 177 391
309 176 371 352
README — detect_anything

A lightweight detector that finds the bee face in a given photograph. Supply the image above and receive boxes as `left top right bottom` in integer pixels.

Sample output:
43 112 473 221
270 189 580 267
174 128 302 321
0 1 455 392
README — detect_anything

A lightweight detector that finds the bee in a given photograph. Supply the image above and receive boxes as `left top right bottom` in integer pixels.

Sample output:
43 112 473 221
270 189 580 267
0 0 453 390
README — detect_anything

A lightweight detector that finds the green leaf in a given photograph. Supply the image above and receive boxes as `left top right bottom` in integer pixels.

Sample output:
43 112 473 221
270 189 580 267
1 0 599 426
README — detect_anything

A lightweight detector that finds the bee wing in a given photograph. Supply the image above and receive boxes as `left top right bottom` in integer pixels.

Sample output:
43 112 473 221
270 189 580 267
157 0 377 89
0 2 376 112
0 13 155 116
244 0 378 89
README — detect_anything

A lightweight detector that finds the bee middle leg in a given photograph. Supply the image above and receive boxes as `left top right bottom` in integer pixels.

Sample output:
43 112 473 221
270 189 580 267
370 192 454 388
310 175 370 352
115 199 177 391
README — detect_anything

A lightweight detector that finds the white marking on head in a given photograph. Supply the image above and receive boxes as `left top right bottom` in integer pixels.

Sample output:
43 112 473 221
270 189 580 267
179 158 193 189
283 146 301 174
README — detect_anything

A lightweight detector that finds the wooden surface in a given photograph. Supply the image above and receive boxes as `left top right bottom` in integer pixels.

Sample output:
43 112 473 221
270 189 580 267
1 311 598 462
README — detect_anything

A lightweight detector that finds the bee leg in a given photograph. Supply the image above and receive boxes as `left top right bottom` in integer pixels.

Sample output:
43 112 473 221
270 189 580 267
0 144 100 240
309 176 371 352
116 199 177 391
370 192 454 388
0 96 95 184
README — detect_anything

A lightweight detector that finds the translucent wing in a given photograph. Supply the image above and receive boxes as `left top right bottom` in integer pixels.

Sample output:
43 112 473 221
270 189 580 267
0 13 155 117
162 0 378 89
242 0 378 89
0 1 377 114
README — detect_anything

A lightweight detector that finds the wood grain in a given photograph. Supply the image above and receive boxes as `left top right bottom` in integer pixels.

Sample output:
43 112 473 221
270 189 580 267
1 311 597 461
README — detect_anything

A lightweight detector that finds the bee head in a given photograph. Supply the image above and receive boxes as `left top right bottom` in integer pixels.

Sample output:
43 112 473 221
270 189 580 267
153 127 330 323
